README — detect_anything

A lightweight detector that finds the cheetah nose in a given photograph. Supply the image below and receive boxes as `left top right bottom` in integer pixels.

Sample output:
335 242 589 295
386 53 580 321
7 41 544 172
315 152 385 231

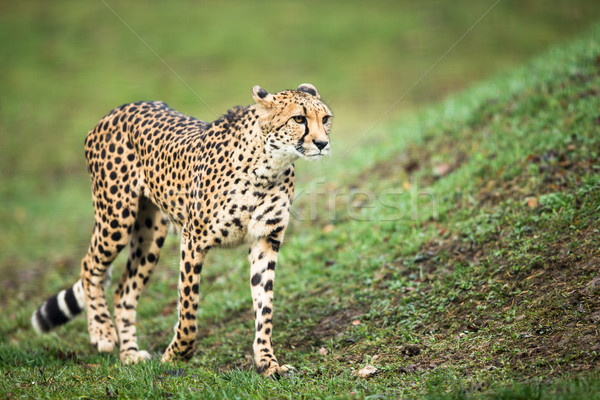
313 140 328 151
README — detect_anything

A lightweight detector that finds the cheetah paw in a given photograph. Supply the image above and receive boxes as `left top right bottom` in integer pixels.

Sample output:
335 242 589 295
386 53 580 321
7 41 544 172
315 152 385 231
262 364 296 379
96 338 116 353
160 350 175 363
89 324 118 353
121 350 152 364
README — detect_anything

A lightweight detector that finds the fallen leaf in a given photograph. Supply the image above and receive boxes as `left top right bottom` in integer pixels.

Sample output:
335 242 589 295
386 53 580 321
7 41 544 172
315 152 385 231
318 347 329 356
356 365 378 378
433 163 451 177
322 224 334 234
526 197 538 208
351 319 361 326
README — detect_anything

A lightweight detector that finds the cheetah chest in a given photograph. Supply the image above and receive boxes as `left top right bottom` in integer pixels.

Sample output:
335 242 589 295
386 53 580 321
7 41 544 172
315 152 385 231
190 183 291 248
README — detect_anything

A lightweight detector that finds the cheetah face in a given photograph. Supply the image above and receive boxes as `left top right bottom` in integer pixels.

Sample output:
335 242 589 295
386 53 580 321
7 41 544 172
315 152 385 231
253 83 332 162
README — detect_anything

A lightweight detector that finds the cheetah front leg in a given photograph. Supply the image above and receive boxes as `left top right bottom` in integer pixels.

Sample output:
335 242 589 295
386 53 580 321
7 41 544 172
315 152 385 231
249 236 292 378
161 236 207 362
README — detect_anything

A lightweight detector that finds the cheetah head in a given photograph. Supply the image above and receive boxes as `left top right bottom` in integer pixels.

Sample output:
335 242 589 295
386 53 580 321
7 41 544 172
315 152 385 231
252 83 332 162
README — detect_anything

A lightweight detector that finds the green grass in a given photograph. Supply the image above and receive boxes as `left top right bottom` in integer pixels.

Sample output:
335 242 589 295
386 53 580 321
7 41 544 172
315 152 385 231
2 2 600 399
2 0 599 280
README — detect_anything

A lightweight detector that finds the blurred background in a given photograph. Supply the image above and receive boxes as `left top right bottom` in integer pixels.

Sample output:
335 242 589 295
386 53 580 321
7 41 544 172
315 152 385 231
1 0 599 292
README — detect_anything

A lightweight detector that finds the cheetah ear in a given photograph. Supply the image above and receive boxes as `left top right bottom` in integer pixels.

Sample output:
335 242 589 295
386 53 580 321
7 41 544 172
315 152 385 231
297 83 320 100
252 85 275 108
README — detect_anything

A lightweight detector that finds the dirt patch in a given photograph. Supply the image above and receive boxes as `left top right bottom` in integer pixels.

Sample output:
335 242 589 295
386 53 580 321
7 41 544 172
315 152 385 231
476 143 599 210
398 139 600 378
353 140 470 190
313 308 363 341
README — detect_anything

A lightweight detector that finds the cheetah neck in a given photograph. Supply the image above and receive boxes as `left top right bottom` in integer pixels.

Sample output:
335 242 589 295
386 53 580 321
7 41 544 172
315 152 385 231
241 108 299 186
251 138 298 186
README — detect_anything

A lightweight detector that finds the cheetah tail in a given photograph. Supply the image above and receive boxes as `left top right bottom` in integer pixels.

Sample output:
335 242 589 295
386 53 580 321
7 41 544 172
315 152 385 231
31 279 87 334
31 265 113 333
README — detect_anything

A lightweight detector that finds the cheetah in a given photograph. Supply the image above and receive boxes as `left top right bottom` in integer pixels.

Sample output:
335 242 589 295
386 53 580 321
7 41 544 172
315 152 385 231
31 83 332 377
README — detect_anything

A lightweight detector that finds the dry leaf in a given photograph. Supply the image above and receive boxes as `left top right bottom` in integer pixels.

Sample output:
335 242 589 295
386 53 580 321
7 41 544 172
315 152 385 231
526 197 538 208
322 224 334 234
318 347 329 356
433 163 451 176
356 365 378 378
351 319 361 326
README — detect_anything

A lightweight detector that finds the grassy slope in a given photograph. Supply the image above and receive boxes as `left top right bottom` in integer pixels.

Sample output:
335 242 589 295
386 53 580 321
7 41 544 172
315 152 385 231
1 21 600 400
2 0 600 271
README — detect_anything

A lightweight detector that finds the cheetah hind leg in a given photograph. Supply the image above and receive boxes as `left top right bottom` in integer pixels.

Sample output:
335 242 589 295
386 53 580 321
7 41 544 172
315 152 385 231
86 264 118 353
114 196 169 364
82 198 137 354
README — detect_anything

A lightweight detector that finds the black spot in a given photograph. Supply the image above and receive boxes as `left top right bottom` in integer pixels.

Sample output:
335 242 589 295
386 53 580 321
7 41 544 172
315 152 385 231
267 238 280 252
111 232 122 241
264 280 273 292
251 273 261 286
267 261 276 271
261 307 272 316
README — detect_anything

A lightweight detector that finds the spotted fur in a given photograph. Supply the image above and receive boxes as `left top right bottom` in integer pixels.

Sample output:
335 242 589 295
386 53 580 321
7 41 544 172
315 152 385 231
32 84 332 376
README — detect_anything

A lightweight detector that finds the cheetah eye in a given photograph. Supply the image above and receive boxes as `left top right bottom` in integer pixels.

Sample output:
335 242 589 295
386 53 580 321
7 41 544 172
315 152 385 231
322 115 331 125
292 115 306 124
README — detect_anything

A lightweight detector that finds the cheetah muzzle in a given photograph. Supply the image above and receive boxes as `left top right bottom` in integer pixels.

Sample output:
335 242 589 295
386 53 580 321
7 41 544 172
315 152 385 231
31 83 333 377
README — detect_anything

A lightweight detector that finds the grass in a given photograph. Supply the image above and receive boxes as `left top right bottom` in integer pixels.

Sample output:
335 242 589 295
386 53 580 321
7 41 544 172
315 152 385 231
2 2 600 399
2 0 599 281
